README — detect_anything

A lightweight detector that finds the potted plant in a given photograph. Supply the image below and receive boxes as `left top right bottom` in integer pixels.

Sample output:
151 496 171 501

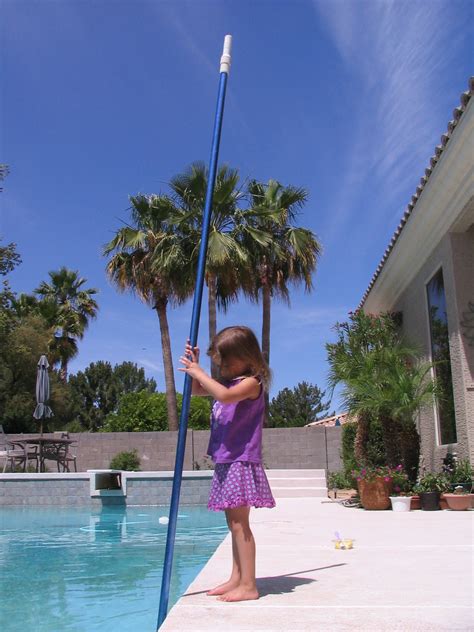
442 485 474 511
449 458 473 493
352 465 393 510
389 465 412 512
413 473 447 510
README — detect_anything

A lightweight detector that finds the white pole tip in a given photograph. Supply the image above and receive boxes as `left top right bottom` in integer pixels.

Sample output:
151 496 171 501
220 34 232 74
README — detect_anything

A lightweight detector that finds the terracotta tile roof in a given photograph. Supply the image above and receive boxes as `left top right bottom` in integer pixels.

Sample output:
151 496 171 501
305 412 355 427
358 76 474 310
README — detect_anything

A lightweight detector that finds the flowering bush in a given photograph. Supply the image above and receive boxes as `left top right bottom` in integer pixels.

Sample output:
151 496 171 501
352 464 409 492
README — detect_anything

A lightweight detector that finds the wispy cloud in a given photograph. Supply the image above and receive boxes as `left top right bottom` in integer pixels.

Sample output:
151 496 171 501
136 358 163 373
313 0 464 243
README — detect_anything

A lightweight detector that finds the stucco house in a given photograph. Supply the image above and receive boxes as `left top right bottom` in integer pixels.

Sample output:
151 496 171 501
359 77 473 471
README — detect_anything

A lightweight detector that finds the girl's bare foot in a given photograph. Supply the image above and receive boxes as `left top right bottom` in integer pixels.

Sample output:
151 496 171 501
217 586 259 602
207 578 240 596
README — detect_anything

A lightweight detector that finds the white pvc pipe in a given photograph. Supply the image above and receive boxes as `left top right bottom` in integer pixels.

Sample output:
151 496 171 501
220 34 232 74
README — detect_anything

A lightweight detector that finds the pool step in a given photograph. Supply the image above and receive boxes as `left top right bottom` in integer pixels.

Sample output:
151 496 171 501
266 469 327 498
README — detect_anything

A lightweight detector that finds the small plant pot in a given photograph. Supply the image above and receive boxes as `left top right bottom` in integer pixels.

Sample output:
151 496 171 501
442 493 474 511
420 491 440 511
410 495 421 510
389 496 412 512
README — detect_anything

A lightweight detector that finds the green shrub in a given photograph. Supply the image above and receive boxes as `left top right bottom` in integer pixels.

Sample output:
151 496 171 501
102 391 211 432
109 450 141 471
327 470 354 489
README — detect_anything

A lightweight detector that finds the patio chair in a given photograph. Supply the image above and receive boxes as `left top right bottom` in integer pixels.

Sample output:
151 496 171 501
0 425 35 472
42 432 77 472
59 432 77 472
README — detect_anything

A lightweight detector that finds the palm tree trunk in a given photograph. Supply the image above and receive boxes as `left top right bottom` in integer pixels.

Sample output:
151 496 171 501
154 298 179 431
261 282 271 426
354 413 370 464
208 274 218 378
380 414 401 468
60 358 68 383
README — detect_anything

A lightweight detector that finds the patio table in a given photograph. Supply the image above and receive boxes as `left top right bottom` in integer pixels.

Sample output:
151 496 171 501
12 437 75 472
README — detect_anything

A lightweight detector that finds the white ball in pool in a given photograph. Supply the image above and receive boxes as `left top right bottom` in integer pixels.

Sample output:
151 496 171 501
159 516 169 525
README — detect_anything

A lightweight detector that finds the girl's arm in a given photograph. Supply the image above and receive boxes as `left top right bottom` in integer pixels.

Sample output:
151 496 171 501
179 353 260 404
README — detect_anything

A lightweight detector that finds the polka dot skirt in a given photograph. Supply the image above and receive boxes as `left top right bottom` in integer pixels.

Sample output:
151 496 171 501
208 461 276 511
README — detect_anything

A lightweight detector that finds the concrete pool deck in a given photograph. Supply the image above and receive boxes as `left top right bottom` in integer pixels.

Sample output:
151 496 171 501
161 497 473 631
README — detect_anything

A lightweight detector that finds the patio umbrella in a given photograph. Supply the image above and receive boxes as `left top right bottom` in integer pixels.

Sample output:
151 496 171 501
33 355 53 435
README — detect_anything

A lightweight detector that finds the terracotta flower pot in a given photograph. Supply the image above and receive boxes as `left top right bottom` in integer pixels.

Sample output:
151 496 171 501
410 495 421 510
439 493 448 510
442 493 474 511
358 477 393 510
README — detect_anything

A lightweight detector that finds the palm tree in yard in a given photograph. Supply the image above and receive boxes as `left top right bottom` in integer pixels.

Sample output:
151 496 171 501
35 268 98 382
244 180 321 415
104 194 193 431
170 162 248 376
235 180 321 422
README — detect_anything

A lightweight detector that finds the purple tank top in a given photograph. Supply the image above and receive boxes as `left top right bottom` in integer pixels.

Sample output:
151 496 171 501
207 377 265 464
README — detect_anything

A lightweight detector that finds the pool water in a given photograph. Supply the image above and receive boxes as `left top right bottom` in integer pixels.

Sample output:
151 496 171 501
0 505 227 632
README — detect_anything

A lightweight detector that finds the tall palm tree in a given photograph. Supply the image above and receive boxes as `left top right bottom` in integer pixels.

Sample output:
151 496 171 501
244 180 321 420
35 268 98 382
170 162 248 376
104 194 193 431
246 179 321 365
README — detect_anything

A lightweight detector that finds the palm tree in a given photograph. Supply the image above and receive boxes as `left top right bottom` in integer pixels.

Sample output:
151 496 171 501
35 268 98 382
246 180 321 366
243 180 321 421
169 162 248 376
104 194 193 431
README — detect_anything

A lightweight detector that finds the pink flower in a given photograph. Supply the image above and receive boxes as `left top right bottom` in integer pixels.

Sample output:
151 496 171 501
384 477 391 482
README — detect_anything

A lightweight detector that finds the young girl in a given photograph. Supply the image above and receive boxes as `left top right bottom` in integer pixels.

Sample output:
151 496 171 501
179 325 275 603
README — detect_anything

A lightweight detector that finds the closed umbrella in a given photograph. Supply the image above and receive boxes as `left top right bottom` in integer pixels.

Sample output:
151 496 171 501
33 355 53 435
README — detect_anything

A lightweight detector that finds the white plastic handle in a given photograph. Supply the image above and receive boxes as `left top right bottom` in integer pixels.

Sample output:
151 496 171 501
220 34 232 74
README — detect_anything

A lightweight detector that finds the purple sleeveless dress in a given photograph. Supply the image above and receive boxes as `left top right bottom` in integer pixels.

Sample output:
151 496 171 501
207 377 276 511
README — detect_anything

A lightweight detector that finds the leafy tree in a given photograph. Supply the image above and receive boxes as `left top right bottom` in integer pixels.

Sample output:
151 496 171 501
0 314 72 433
102 391 211 432
68 360 157 431
104 194 194 430
269 381 331 427
35 268 99 382
0 164 9 192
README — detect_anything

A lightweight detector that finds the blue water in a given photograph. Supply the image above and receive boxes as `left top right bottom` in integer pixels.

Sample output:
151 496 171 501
0 505 227 632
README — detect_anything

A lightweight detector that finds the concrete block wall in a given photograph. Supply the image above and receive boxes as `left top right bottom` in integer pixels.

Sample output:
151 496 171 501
8 426 343 473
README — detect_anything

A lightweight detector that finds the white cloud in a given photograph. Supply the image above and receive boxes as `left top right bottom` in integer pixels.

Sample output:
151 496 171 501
313 0 463 243
136 358 164 373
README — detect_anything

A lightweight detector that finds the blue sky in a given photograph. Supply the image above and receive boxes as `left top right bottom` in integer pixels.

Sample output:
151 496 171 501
1 0 472 410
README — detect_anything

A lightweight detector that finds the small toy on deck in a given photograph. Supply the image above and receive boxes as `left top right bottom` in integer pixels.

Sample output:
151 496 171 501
333 531 354 549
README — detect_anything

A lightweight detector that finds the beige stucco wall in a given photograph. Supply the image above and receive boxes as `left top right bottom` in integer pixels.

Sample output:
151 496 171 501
388 226 474 470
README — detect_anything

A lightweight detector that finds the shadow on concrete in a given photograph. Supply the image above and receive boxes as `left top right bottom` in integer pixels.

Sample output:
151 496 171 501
182 564 346 598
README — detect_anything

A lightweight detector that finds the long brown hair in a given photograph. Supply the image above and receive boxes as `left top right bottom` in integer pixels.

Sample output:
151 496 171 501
207 325 271 390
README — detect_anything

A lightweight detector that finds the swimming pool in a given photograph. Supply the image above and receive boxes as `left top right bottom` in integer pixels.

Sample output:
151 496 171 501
0 505 227 632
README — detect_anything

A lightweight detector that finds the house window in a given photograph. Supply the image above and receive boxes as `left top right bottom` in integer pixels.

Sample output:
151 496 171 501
426 268 457 444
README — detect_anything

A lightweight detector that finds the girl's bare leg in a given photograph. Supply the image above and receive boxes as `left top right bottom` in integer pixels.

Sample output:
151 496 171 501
207 512 241 595
218 506 259 602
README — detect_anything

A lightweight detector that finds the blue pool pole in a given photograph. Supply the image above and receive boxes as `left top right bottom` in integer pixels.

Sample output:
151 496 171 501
156 34 232 631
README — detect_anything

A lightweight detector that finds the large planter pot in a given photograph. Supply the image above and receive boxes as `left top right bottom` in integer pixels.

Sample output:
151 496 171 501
389 496 412 512
358 478 392 510
443 493 474 511
439 493 448 510
410 495 421 510
420 491 440 511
